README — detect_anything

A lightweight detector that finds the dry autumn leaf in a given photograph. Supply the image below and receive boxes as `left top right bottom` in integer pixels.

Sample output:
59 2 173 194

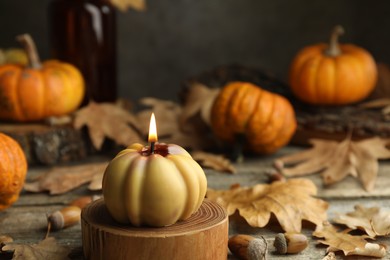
109 0 146 12
136 98 182 138
333 204 390 237
180 82 220 126
313 222 387 258
191 151 236 173
136 97 214 150
73 101 143 150
2 237 71 260
24 162 108 195
274 136 390 191
207 178 328 233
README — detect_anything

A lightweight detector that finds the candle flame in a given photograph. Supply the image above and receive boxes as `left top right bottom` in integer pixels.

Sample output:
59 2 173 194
148 113 158 143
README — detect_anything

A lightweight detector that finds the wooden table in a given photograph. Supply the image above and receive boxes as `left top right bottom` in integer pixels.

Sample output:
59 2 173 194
1 146 390 259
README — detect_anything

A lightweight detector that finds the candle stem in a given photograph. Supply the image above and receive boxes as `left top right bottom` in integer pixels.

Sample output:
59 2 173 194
150 142 155 154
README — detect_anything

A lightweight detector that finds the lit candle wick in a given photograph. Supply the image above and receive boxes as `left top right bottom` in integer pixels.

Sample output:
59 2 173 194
148 113 158 154
150 142 155 154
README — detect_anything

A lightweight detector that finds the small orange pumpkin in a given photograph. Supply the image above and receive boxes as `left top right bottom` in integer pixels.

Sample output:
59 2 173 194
0 34 84 122
0 132 27 211
210 81 296 155
289 25 377 105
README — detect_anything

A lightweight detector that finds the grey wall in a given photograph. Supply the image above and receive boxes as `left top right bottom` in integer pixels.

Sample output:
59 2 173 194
1 0 390 102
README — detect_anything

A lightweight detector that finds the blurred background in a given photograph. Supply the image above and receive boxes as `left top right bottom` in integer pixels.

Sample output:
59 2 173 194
0 0 389 102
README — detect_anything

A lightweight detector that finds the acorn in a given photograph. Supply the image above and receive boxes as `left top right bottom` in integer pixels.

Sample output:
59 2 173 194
273 233 308 254
228 234 267 260
47 206 81 231
69 195 101 209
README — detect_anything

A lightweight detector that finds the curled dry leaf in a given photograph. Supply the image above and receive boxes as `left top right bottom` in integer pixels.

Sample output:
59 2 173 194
180 82 220 126
109 0 146 12
313 222 387 258
275 136 390 191
191 151 236 174
2 237 71 260
207 178 328 233
73 101 143 150
24 162 108 195
333 204 390 237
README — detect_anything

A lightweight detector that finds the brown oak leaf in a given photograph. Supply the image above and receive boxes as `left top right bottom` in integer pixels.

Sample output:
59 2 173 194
191 151 236 173
313 222 387 258
180 82 220 126
24 162 108 195
333 204 390 237
274 136 390 191
2 237 71 260
73 101 143 150
207 178 328 233
109 0 145 12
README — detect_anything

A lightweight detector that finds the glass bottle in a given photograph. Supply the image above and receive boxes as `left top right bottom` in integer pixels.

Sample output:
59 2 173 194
48 0 117 105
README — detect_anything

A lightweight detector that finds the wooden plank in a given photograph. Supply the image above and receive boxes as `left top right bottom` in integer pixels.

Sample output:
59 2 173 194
2 151 390 259
206 148 390 199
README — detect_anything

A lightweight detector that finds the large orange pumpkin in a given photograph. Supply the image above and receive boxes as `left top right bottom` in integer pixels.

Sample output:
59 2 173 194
0 132 27 211
210 81 296 155
289 26 377 105
0 34 84 121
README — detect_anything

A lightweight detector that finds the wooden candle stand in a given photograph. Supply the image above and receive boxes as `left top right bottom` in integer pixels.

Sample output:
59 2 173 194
81 199 228 260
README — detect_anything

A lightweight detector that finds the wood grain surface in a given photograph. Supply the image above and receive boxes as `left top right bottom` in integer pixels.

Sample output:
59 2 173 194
81 199 228 260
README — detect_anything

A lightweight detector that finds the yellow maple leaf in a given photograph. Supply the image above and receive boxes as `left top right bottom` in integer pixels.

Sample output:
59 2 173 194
313 222 387 258
275 136 390 191
207 178 328 233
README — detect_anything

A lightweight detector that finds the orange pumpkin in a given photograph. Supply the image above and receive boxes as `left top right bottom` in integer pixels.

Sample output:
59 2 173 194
0 34 84 122
289 25 377 105
210 81 296 155
0 132 27 211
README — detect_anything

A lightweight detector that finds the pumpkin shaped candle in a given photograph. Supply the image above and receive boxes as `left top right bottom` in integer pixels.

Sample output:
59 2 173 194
102 113 207 227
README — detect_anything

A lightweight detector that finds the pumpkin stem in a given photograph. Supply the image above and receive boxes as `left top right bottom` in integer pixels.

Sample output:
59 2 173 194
16 34 42 69
324 25 344 57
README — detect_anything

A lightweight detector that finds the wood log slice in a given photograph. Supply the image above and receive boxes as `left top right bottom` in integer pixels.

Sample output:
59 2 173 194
0 123 88 165
81 199 228 260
